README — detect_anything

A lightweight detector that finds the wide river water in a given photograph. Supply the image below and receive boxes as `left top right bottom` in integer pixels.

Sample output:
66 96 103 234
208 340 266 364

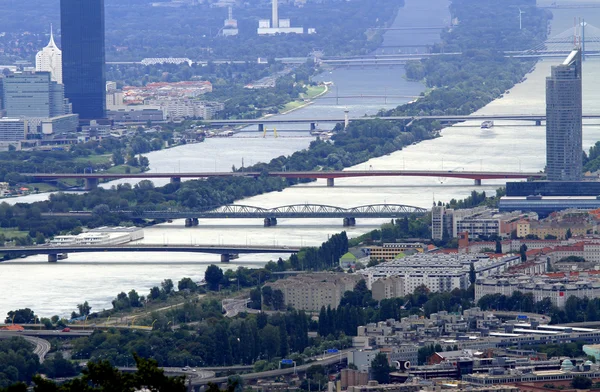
3 1 600 318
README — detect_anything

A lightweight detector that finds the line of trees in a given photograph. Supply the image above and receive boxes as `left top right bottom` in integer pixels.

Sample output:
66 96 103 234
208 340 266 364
477 291 600 324
71 310 310 368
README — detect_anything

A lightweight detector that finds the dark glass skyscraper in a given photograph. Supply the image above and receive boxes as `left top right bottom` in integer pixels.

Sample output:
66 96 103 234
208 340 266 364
545 49 582 181
60 0 106 121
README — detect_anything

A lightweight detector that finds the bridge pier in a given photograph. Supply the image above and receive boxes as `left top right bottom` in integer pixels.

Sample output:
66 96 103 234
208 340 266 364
264 217 277 227
170 177 181 184
192 218 199 226
343 217 356 227
185 218 193 227
84 177 99 191
326 178 335 187
258 123 264 133
310 122 316 131
474 179 482 186
48 254 58 262
535 120 542 126
221 254 231 263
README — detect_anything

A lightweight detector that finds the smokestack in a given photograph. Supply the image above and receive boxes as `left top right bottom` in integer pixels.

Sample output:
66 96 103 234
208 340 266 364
272 0 279 28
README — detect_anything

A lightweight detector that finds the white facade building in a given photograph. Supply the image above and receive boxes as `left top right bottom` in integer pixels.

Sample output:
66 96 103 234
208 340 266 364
35 26 62 84
360 253 521 296
475 274 600 308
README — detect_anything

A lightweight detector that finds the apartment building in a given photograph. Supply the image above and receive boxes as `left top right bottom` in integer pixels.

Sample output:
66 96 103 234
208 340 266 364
264 273 361 312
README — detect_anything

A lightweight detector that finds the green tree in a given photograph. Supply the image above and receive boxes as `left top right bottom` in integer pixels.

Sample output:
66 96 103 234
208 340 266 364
519 244 528 262
495 240 502 254
5 308 36 324
566 228 572 239
272 289 285 310
205 265 224 291
161 279 174 294
469 263 476 284
177 277 198 291
370 353 392 384
572 375 593 389
262 286 273 308
76 301 91 317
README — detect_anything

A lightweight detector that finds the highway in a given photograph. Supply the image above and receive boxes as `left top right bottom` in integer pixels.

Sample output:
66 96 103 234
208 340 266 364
190 350 348 386
0 244 299 258
23 169 544 181
118 366 215 379
0 331 51 363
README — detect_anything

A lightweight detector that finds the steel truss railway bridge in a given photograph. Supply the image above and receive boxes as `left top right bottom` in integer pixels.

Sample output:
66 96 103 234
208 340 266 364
118 203 429 227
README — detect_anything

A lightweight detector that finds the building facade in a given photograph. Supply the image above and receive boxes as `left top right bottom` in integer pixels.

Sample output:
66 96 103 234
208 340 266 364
0 118 27 141
35 27 63 84
264 273 361 312
475 274 600 308
546 49 582 181
61 0 106 120
360 253 521 295
1 72 66 118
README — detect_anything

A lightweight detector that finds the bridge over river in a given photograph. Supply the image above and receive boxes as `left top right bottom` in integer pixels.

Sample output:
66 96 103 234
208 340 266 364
49 203 428 227
24 169 545 190
0 244 299 263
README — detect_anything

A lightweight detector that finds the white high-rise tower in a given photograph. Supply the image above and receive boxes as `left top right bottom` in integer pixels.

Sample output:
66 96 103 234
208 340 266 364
272 0 279 28
35 25 63 84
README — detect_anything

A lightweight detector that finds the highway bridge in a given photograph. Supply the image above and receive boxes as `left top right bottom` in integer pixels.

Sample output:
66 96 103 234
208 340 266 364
0 331 52 362
23 169 545 190
0 244 300 263
189 350 348 388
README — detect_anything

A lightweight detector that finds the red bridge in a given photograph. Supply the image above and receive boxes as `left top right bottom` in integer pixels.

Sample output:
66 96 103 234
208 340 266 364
23 170 545 190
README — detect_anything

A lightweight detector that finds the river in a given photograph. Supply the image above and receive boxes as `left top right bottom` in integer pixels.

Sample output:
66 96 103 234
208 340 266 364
4 1 599 318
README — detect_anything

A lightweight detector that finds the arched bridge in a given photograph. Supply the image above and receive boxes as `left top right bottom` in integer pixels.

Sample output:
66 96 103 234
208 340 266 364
119 203 428 227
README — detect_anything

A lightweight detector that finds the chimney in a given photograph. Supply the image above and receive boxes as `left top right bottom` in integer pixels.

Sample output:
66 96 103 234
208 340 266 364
272 0 279 28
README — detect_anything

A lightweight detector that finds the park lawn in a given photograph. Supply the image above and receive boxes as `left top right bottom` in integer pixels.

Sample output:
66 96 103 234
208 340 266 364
304 85 327 99
281 100 306 113
73 154 112 165
0 228 29 239
29 182 58 192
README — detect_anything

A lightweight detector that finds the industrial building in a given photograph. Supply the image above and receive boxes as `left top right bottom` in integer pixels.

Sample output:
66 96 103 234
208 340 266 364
257 0 304 35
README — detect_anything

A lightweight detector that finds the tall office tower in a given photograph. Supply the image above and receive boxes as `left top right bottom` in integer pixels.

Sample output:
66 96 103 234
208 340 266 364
35 25 63 84
1 72 66 118
60 0 106 121
546 49 582 181
272 0 279 28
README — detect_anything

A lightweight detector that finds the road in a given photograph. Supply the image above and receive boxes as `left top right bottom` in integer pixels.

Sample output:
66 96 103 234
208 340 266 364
0 331 51 363
117 366 215 379
190 350 349 386
24 169 544 181
222 298 251 318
